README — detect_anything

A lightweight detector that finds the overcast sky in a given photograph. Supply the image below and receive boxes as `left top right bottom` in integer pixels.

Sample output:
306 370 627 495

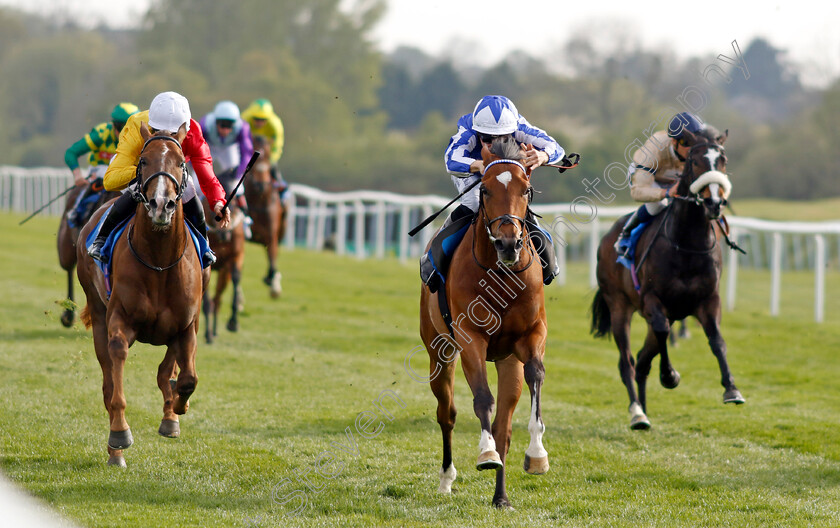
2 0 837 86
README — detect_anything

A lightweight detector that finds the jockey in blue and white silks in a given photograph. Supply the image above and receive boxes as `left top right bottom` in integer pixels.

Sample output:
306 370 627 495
420 95 565 290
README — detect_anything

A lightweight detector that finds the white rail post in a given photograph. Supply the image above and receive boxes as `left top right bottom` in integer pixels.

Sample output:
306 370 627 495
726 227 739 311
420 204 434 257
284 194 296 250
399 205 410 262
306 200 318 249
315 200 327 250
815 234 826 323
354 200 365 259
555 222 567 287
589 217 600 288
375 201 386 259
336 202 347 256
770 232 782 316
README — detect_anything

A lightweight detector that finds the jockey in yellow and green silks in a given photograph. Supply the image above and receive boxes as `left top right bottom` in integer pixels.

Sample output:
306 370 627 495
241 98 288 198
64 102 139 227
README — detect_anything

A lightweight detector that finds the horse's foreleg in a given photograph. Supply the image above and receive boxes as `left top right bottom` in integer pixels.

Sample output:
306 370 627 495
214 268 229 336
641 294 678 391
460 345 501 473
157 350 180 438
61 269 76 327
227 265 241 332
171 326 198 415
429 351 458 494
635 327 661 414
696 298 744 404
202 289 213 344
106 321 135 452
491 356 523 509
521 354 549 476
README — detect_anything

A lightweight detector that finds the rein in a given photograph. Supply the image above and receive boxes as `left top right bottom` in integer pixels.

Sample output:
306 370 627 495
126 222 189 272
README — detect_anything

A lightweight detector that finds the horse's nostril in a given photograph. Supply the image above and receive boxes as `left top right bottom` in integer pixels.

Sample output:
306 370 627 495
166 200 176 211
515 239 523 250
494 240 504 251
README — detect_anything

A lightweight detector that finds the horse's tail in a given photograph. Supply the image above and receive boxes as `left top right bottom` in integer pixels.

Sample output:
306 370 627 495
590 288 612 339
80 304 92 329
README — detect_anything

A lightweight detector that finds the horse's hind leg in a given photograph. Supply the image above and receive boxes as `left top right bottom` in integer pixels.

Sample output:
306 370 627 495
171 326 199 415
611 304 648 429
60 268 76 327
157 350 180 438
202 289 214 344
429 353 458 494
213 268 229 336
521 354 549 476
492 355 524 509
226 265 241 332
696 297 744 404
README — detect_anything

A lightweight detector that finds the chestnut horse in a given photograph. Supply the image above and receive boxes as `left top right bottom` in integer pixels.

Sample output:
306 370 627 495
244 135 287 298
420 137 549 509
201 192 246 344
591 126 744 430
56 172 118 327
77 125 207 467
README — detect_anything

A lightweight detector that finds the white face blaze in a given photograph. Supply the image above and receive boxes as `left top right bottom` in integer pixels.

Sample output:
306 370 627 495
496 171 512 189
704 149 720 174
708 183 721 203
149 175 177 226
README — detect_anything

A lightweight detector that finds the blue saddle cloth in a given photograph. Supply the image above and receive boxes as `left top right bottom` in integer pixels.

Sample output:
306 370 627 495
85 208 210 297
616 220 651 270
426 216 472 286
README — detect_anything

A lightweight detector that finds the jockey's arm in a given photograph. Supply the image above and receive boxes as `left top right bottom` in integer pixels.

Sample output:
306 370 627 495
268 114 284 164
629 169 669 202
183 120 227 210
104 115 144 192
65 138 92 185
236 122 255 179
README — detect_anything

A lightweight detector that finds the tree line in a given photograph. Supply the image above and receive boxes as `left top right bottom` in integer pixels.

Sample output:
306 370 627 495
0 1 837 203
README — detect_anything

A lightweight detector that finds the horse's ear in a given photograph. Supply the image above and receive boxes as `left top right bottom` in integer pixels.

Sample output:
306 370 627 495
480 139 493 164
140 121 151 141
681 128 698 146
175 123 187 144
717 129 729 145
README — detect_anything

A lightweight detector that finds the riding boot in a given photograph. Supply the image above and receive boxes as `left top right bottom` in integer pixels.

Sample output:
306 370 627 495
419 204 474 291
526 213 560 286
614 205 653 259
87 191 136 262
183 197 216 266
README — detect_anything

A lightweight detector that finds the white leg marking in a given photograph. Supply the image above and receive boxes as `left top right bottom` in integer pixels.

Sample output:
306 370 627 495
438 464 457 494
478 429 496 454
525 393 548 458
629 402 645 418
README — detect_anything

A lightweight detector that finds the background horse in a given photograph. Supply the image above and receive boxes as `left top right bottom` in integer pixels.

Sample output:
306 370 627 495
201 191 246 344
244 135 287 298
77 124 207 467
56 178 118 327
591 126 744 430
420 137 549 509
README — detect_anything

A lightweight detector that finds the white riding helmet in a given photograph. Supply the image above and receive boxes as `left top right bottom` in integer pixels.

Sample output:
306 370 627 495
148 91 191 133
213 100 240 122
472 95 519 135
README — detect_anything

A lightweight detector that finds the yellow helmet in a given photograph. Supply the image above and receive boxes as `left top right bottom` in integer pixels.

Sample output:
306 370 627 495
248 98 274 120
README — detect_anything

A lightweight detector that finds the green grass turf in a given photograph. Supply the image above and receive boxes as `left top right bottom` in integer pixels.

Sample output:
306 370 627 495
2 211 840 527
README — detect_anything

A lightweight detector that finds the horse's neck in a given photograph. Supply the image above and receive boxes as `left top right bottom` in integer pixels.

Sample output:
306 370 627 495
667 199 714 250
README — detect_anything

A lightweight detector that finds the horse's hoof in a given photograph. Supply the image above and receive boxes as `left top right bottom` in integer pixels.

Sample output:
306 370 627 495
523 454 550 475
205 333 213 344
476 450 503 471
661 370 681 389
158 419 180 438
60 310 74 328
723 389 745 404
108 428 133 450
107 455 126 468
492 497 514 510
227 319 238 332
630 415 651 430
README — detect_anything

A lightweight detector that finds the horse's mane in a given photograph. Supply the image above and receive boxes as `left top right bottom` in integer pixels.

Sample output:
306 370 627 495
488 135 523 160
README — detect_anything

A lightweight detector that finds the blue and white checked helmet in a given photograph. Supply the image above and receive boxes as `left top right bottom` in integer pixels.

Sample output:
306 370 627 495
472 95 519 135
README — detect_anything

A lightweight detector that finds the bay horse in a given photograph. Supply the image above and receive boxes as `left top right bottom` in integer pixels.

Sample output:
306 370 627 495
244 135 287 298
591 126 744 430
201 189 246 344
56 172 118 327
420 137 549 509
77 124 207 467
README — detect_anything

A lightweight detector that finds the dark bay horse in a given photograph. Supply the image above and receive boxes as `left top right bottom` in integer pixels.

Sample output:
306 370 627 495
591 127 744 430
201 194 245 344
57 176 118 327
420 137 549 509
77 124 207 466
244 135 287 298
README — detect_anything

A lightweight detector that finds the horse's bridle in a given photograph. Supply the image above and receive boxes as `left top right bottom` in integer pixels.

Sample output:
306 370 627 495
130 135 188 208
474 159 537 273
673 142 728 207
